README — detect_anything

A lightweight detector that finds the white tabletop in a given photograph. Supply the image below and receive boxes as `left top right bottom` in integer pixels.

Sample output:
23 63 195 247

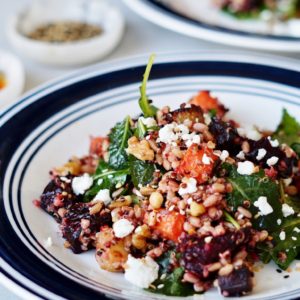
1 0 300 299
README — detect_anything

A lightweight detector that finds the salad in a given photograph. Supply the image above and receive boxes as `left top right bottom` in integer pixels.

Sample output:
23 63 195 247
38 55 300 297
214 0 300 20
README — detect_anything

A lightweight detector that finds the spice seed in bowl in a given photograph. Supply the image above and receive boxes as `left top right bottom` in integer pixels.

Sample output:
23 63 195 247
27 21 102 43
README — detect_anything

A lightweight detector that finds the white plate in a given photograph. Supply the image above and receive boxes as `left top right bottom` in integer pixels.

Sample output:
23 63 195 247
1 52 300 300
123 0 300 52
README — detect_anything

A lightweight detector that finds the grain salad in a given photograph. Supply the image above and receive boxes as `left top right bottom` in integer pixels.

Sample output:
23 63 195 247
37 55 300 297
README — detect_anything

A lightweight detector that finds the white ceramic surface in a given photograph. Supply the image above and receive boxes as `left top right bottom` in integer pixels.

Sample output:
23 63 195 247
7 0 125 66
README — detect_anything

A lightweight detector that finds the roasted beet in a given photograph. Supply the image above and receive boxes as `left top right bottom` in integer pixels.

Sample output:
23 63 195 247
61 202 112 254
40 175 78 221
246 137 296 178
209 117 243 155
178 229 251 278
218 266 254 297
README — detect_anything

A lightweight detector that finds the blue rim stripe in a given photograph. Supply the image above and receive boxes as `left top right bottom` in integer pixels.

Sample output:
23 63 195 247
145 0 300 41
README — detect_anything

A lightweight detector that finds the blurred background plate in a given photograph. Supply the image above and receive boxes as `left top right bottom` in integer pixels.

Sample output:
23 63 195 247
123 0 300 52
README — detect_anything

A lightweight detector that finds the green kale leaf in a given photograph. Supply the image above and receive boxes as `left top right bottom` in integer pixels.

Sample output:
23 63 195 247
273 108 300 154
224 164 283 231
139 54 158 118
129 155 156 187
148 251 195 297
83 160 129 202
108 116 133 169
268 217 300 270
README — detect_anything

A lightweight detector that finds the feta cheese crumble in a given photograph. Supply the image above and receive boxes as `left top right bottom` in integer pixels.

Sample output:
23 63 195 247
266 156 279 167
279 231 286 241
256 148 267 161
236 151 245 160
237 161 255 175
294 227 300 233
113 219 134 238
124 255 159 288
237 127 262 141
158 123 177 144
268 137 279 147
93 189 112 205
72 173 93 195
254 196 273 215
220 150 229 162
282 203 295 217
179 177 198 196
292 236 297 241
202 153 211 165
139 117 157 128
277 219 282 225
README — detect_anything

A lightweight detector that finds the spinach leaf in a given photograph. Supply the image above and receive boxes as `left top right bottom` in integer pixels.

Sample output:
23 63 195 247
280 180 300 213
273 109 300 150
139 54 158 117
83 160 129 202
148 251 195 297
134 118 147 139
108 116 132 169
269 217 300 269
224 164 283 231
129 155 156 187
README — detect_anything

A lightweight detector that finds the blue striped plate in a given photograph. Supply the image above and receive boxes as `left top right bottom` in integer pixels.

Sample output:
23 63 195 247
1 52 300 300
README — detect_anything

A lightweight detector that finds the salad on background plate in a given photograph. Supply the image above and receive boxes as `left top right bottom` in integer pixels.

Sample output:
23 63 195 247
37 56 300 298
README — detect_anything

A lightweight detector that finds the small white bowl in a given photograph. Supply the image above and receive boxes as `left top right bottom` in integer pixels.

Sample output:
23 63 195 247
7 0 125 66
0 50 25 110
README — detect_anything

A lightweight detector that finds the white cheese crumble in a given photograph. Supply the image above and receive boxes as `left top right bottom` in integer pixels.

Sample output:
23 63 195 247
124 255 159 288
237 161 255 175
237 127 262 141
292 236 297 241
72 173 93 195
254 196 273 215
268 137 279 147
277 219 282 225
139 117 157 128
283 178 292 187
279 231 286 241
113 219 134 238
93 189 112 205
236 151 245 160
294 227 300 233
202 153 211 165
282 203 295 217
256 148 267 161
220 150 229 162
178 177 198 196
203 113 212 125
158 123 177 144
266 156 279 167
43 237 53 248
182 132 201 148
204 236 213 243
